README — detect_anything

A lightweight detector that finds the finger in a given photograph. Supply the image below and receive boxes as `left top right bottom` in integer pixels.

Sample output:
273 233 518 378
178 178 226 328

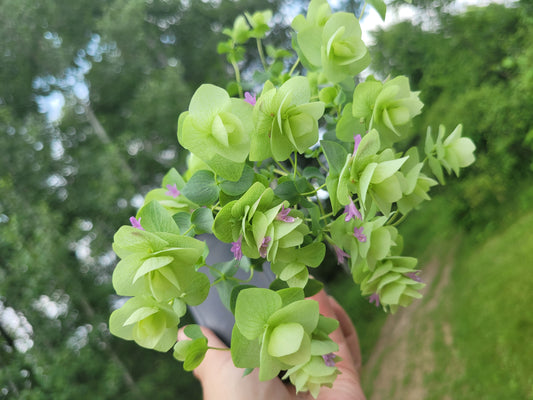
328 296 362 373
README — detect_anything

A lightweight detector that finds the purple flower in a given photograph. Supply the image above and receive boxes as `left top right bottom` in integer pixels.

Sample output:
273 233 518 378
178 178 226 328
244 92 256 106
369 293 380 307
165 183 181 198
129 216 144 231
352 134 362 157
353 226 367 242
259 236 272 258
333 246 350 265
322 352 336 367
344 199 362 222
406 271 422 282
231 236 243 261
276 204 296 223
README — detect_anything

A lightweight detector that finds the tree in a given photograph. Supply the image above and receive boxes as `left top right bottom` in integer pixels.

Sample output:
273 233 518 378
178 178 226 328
369 2 533 230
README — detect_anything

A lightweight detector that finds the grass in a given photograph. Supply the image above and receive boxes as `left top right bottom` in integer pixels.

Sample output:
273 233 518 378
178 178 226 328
440 211 533 399
358 181 533 399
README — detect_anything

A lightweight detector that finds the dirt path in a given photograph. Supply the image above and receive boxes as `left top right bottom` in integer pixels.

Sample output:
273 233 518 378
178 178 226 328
362 250 457 400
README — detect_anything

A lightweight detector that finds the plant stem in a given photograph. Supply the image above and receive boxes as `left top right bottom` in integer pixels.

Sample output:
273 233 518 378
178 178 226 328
289 57 300 76
231 57 244 98
359 2 367 21
257 38 267 70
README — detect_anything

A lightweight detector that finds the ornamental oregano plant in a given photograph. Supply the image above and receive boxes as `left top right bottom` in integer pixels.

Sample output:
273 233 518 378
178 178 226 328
109 0 476 397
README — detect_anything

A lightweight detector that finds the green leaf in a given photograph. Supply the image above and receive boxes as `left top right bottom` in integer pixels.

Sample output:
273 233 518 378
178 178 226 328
184 324 206 340
230 284 255 314
220 164 255 196
174 337 208 371
173 212 192 235
367 0 387 21
321 140 348 173
191 207 214 234
182 170 220 206
303 279 324 297
231 325 261 368
215 279 240 311
137 201 181 234
162 168 186 190
235 288 282 340
274 180 301 204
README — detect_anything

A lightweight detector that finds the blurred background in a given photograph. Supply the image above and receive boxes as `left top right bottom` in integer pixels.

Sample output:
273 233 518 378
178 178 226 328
1 0 532 398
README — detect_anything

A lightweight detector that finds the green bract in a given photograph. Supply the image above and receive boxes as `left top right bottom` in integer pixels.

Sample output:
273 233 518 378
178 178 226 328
232 288 328 380
109 1 476 396
178 84 253 181
213 182 308 261
109 295 185 352
251 77 325 161
353 76 424 147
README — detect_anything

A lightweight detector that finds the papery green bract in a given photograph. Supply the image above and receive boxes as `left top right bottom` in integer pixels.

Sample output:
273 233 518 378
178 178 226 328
356 256 425 313
353 76 423 147
330 213 400 272
292 0 332 70
109 295 184 352
321 12 370 83
213 182 308 261
250 77 325 162
112 226 209 305
232 288 321 381
336 129 409 215
283 355 340 398
293 6 370 83
245 10 272 38
271 242 326 288
178 84 253 181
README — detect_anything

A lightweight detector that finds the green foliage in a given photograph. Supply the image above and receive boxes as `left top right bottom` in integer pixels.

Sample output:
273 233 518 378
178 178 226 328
370 3 533 231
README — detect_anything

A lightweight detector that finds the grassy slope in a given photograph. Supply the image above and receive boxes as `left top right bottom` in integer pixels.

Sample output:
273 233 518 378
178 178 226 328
360 205 533 399
433 211 533 399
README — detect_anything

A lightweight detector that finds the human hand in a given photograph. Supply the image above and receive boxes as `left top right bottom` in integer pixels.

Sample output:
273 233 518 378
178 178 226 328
178 290 366 400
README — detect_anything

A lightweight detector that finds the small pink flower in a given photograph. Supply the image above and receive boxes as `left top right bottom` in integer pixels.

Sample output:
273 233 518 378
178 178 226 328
165 183 180 198
406 271 422 282
129 216 144 231
259 236 271 258
333 246 350 265
352 134 362 157
353 226 367 242
322 353 336 367
369 293 380 307
276 204 295 223
344 199 362 222
231 236 243 261
244 92 256 106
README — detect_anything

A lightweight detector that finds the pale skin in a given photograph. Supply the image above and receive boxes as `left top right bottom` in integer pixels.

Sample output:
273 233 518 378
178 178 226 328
178 290 367 400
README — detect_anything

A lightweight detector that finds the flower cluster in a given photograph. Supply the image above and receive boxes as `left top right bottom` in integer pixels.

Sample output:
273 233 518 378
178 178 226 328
109 0 476 397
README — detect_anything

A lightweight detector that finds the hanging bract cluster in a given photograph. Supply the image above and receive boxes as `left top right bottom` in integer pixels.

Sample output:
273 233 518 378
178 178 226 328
109 0 475 397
